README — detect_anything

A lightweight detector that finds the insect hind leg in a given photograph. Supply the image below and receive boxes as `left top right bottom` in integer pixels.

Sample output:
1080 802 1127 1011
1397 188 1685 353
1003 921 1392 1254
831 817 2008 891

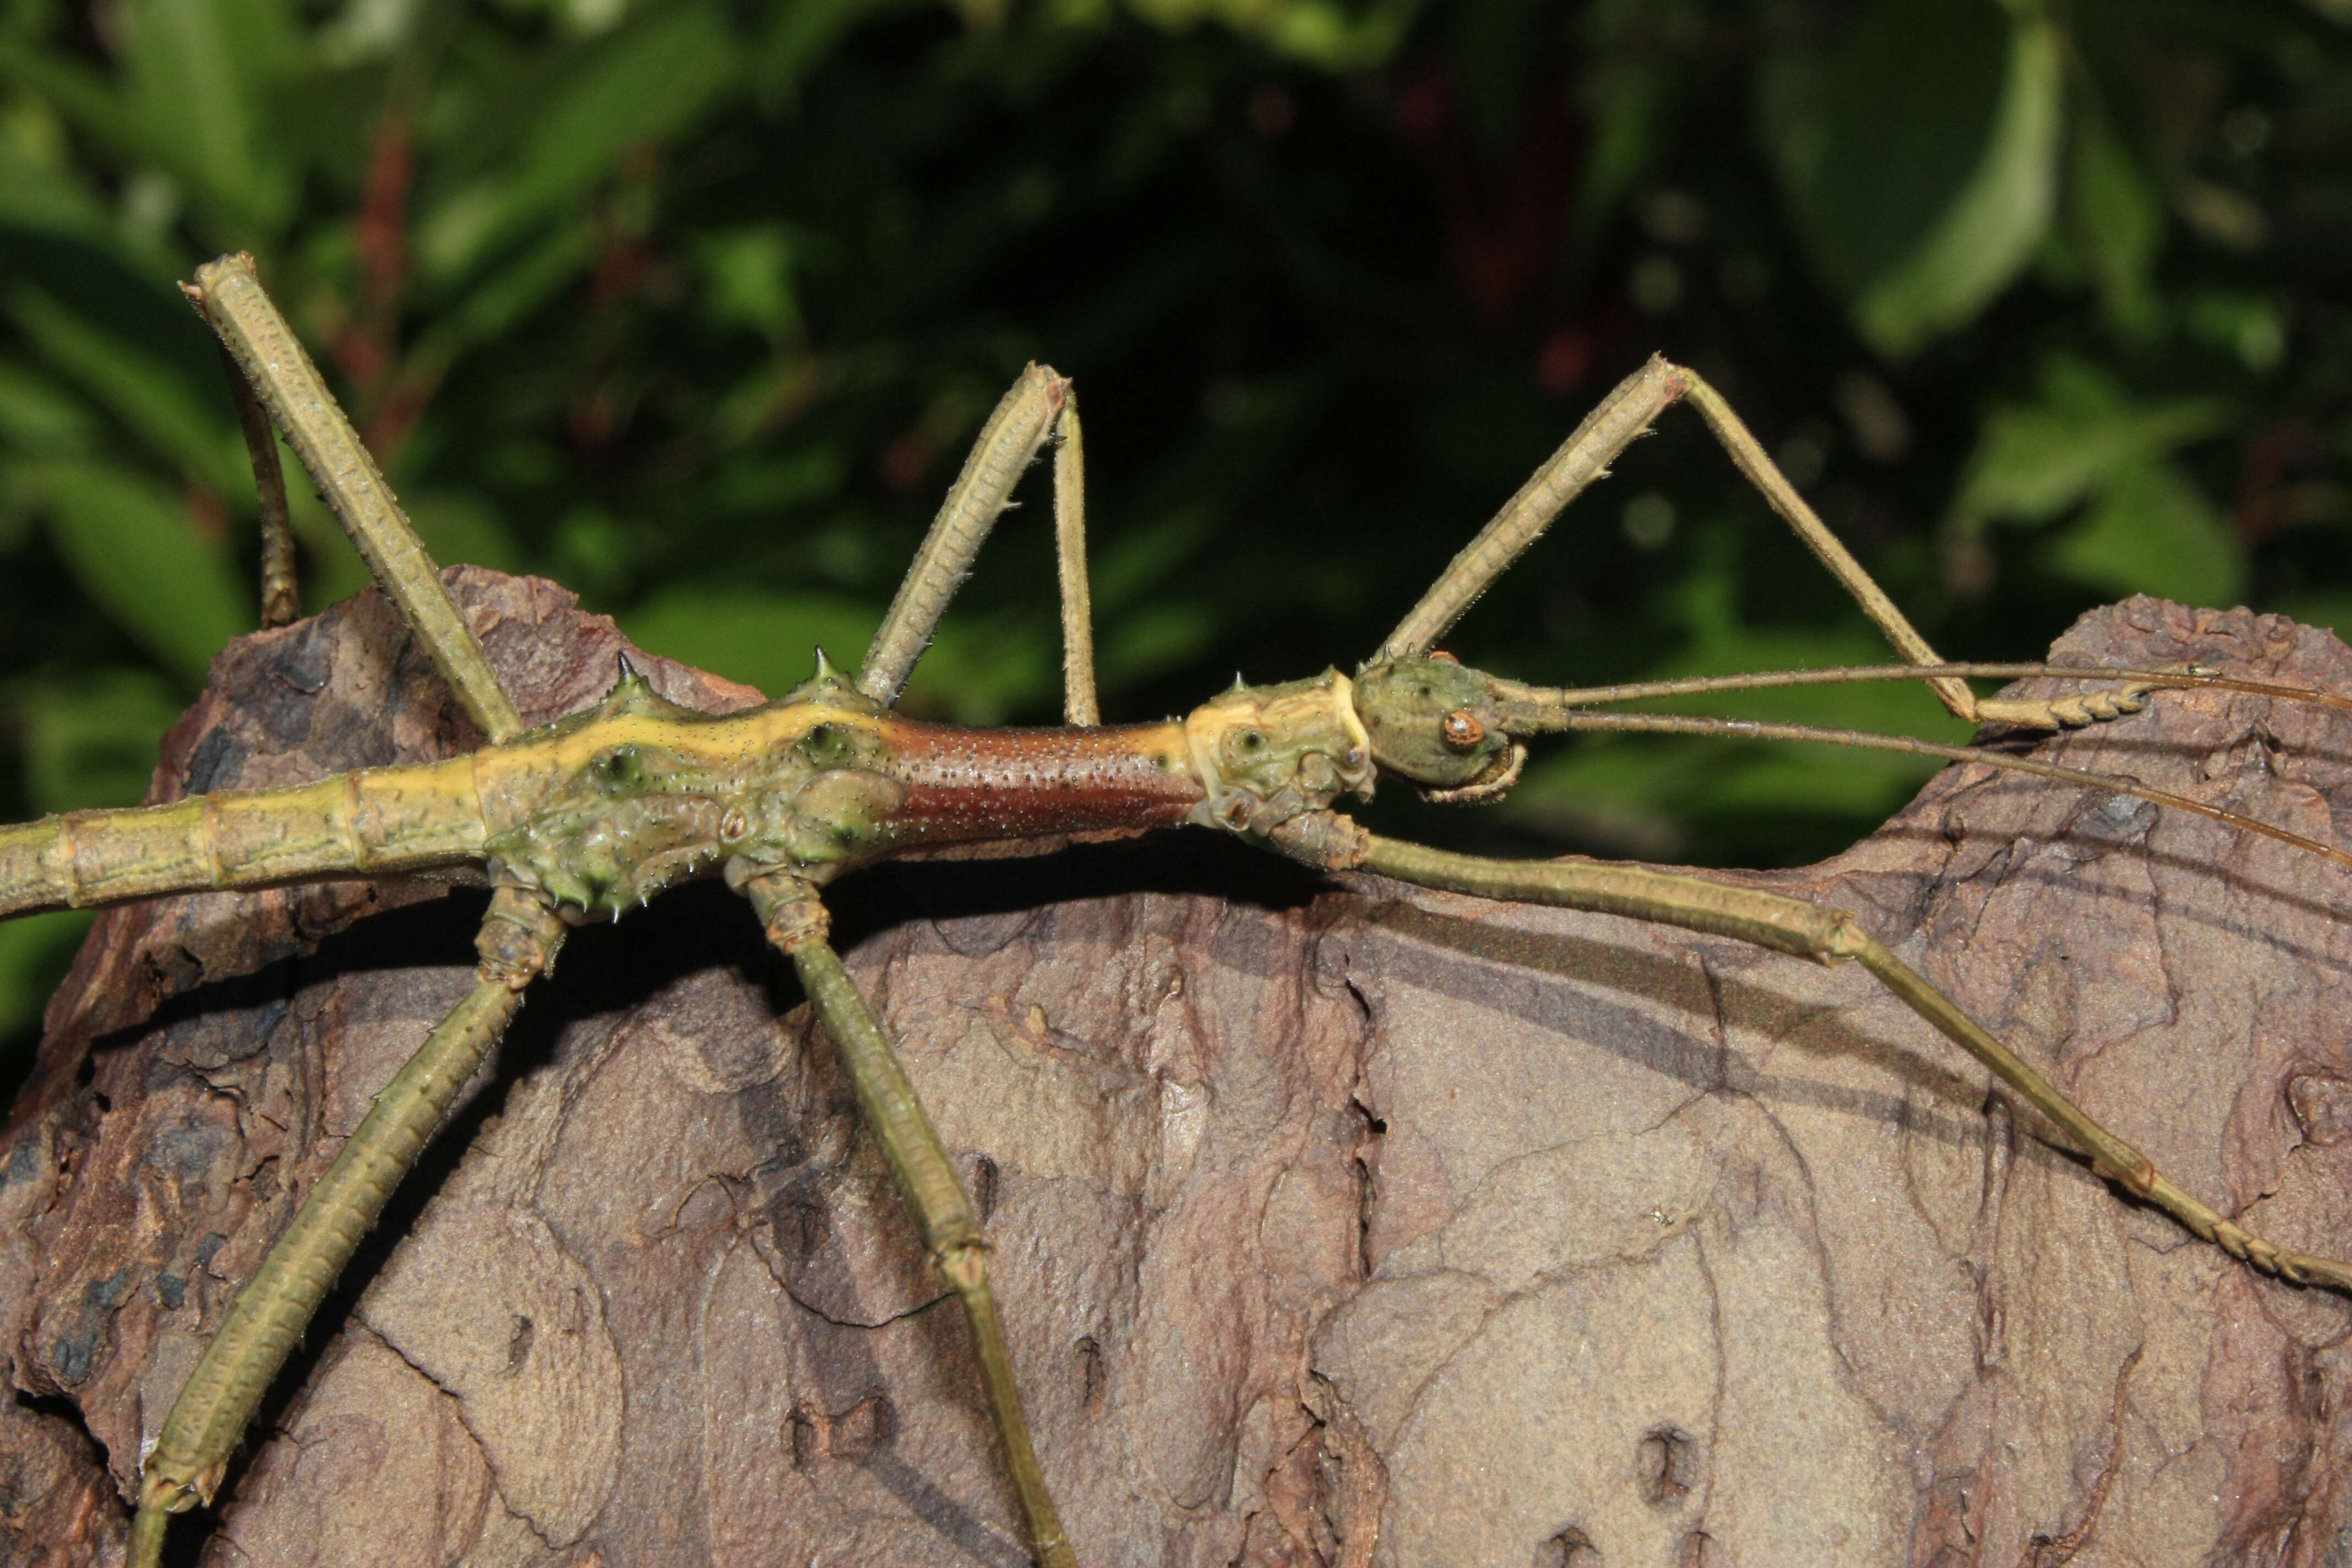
182 253 524 744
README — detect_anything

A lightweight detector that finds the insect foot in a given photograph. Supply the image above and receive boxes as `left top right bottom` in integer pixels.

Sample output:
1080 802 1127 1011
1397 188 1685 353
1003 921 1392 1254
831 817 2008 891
1973 683 2155 728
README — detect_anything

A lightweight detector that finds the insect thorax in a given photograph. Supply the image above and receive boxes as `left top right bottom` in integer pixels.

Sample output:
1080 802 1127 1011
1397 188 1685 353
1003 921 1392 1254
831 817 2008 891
1182 669 1378 834
481 664 904 916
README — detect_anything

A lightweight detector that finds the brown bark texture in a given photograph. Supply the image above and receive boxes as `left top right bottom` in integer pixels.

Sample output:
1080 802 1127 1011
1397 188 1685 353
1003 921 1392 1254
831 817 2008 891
3 569 2349 1568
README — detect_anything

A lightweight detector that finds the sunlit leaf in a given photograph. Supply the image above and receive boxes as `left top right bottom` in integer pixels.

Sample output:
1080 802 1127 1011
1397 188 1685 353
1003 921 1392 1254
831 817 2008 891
417 6 739 283
1766 0 2008 296
1763 0 2062 357
119 0 299 235
1852 8 2064 357
0 134 115 248
1951 355 2226 526
2044 458 2245 607
1120 0 1420 68
0 359 96 454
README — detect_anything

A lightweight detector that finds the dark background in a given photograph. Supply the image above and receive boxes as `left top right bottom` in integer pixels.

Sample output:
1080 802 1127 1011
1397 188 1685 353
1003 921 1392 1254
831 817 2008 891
3 0 2349 1068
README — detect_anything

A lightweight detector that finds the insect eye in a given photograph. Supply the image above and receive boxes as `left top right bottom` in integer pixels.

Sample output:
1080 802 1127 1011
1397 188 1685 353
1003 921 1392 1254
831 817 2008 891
1440 710 1485 752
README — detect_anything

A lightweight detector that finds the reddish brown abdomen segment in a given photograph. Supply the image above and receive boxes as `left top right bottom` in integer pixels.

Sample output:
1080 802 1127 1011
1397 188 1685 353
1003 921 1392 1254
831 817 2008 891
876 720 1202 845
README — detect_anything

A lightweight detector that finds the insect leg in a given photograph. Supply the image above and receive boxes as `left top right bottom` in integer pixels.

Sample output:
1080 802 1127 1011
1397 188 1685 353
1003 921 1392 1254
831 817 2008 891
742 872 1078 1568
1672 371 2158 730
210 337 301 630
181 253 524 743
858 365 1084 712
1381 356 1686 662
1380 357 2157 731
130 886 566 1568
1273 818 2352 1295
1053 388 1098 726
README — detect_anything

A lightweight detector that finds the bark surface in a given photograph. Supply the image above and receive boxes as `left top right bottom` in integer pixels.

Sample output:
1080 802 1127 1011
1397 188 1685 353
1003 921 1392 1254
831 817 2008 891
3 570 2349 1567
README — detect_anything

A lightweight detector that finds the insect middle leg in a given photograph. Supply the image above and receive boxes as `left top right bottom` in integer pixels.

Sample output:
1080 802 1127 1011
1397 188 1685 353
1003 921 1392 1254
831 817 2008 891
858 363 1098 725
798 364 1110 1563
742 871 1078 1568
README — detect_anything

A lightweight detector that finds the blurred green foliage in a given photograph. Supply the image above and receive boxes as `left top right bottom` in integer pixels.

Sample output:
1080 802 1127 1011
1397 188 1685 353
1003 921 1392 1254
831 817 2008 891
4 0 2351 1061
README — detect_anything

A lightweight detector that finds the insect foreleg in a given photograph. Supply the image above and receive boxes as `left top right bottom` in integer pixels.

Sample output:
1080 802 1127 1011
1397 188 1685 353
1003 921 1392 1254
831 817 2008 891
859 364 1098 724
1381 357 2162 733
1381 356 1686 662
1268 818 2352 1296
741 871 1077 1568
129 887 567 1568
181 253 523 743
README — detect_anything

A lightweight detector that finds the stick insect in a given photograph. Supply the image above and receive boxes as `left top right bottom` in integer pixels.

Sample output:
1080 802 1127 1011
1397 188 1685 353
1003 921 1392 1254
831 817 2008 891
6 254 2350 1565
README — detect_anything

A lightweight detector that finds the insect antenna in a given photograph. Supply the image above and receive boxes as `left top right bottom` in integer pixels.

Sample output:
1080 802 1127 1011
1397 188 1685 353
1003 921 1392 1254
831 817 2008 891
1494 660 2352 721
1525 708 2352 874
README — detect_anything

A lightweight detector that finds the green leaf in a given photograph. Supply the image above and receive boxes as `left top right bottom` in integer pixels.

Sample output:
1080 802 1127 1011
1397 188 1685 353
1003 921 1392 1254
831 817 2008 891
1574 55 1669 243
423 221 602 359
2044 459 2245 608
15 667 182 810
1766 0 2008 296
619 587 884 701
618 587 1057 724
0 910 93 1064
2182 291 2286 373
1950 355 2226 526
1241 0 1422 69
405 491 525 575
1852 7 2064 357
0 358 97 455
417 6 739 282
697 225 803 341
0 37 145 175
8 287 243 491
0 131 115 249
2067 111 2164 340
25 458 247 683
751 0 912 106
119 0 300 235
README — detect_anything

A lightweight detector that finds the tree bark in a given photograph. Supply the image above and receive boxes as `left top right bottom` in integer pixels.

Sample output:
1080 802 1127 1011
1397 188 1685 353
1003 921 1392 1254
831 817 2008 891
3 570 2348 1566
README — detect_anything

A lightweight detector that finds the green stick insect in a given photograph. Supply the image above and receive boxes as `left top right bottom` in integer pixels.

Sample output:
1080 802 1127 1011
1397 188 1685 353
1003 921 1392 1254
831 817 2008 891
7 254 2351 1565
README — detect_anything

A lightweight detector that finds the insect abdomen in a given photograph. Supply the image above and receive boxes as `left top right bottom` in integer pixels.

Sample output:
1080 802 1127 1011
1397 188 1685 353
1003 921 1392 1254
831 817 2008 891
0 755 489 917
